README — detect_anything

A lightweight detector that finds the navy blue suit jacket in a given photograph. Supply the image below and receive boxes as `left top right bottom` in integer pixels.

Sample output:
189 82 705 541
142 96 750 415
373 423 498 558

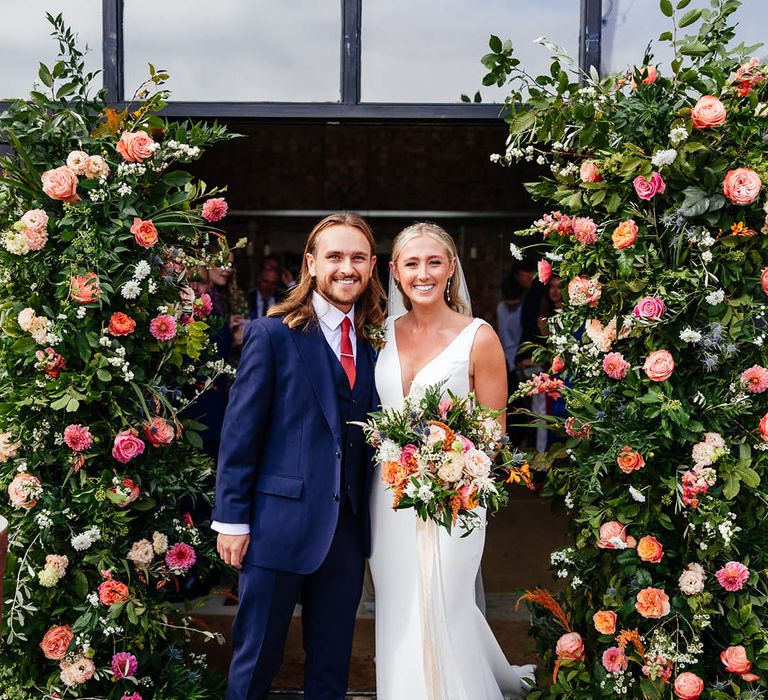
212 316 377 575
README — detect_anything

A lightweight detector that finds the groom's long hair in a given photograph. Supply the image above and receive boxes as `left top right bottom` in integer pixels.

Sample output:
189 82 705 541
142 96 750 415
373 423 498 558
268 212 386 340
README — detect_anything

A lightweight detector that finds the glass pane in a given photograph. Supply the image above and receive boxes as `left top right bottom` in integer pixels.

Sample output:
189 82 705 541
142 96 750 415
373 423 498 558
602 1 767 75
124 0 341 102
0 2 102 100
362 0 580 103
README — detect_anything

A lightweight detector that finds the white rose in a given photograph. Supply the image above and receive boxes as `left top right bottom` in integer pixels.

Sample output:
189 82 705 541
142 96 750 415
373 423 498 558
437 453 464 483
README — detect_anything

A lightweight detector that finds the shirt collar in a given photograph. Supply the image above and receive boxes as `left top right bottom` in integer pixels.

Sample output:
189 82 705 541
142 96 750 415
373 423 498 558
312 291 355 331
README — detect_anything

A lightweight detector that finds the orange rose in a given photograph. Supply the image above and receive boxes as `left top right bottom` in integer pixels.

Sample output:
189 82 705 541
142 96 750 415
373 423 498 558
70 272 100 304
555 632 584 660
116 130 155 162
108 312 136 336
691 95 727 129
40 624 73 660
635 587 670 618
593 610 617 635
144 416 175 447
41 166 80 203
631 64 658 88
720 645 760 682
674 671 704 699
723 168 762 205
130 218 158 249
612 219 638 249
637 535 664 563
617 446 645 474
98 578 129 606
382 461 409 489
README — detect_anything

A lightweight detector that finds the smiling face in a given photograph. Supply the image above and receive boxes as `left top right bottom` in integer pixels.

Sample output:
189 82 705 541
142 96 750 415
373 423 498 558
306 224 376 312
391 234 456 310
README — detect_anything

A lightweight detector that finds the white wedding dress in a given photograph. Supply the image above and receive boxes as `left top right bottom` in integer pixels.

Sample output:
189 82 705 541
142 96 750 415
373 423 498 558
369 314 535 700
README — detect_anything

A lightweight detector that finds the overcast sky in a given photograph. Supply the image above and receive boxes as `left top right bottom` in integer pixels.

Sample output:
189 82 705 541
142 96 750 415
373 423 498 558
0 0 765 103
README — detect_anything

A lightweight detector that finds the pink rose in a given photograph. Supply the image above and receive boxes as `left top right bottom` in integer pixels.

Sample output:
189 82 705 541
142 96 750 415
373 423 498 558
597 521 636 549
66 150 90 175
579 161 601 183
537 259 552 284
40 625 73 660
691 95 726 129
116 130 155 162
551 355 565 374
762 268 768 294
723 168 761 204
715 561 749 591
633 172 666 200
721 645 760 682
24 228 48 251
643 350 674 382
20 209 48 233
567 276 602 307
759 412 768 442
603 352 630 380
112 429 146 464
41 166 79 203
602 646 628 673
674 672 704 699
458 483 478 509
144 417 175 447
555 632 584 661
464 448 492 478
201 197 228 222
438 398 452 419
633 296 666 321
8 473 41 509
573 217 599 245
85 155 110 179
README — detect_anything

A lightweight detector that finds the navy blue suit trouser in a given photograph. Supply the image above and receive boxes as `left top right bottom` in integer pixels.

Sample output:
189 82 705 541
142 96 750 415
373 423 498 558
226 503 366 700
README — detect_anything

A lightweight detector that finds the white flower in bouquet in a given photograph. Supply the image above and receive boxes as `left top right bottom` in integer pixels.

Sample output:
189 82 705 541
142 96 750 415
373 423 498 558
3 230 29 255
377 439 401 463
669 126 689 145
705 289 725 305
417 484 434 503
134 260 152 280
70 526 101 551
509 243 524 260
464 448 492 479
38 566 59 587
678 563 706 595
437 452 464 482
404 481 418 498
680 328 702 343
628 485 646 503
651 149 677 168
152 531 169 555
121 279 141 300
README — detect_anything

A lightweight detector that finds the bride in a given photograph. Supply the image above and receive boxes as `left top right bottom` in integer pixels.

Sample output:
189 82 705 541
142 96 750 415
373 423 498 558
369 222 535 700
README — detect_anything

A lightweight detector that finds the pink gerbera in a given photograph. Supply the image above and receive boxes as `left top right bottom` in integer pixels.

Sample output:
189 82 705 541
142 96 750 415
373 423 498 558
715 561 750 592
603 352 630 380
111 651 138 679
201 197 228 222
165 542 197 571
741 365 768 393
149 314 177 341
63 424 93 452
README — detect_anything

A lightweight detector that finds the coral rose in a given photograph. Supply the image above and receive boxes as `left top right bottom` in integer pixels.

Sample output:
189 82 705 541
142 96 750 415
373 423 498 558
8 473 41 509
579 160 601 183
633 172 666 200
144 416 175 447
70 272 100 304
112 429 146 463
201 197 228 222
612 219 638 249
551 355 565 374
635 587 671 618
109 477 141 507
593 610 617 635
633 296 665 321
41 166 79 203
40 625 73 660
723 168 761 204
597 521 636 549
674 672 704 699
617 446 645 473
555 632 584 660
643 350 674 381
691 95 727 129
116 130 155 162
98 578 129 605
721 645 760 681
108 312 136 336
762 267 768 294
637 535 664 563
130 218 158 249
537 259 552 284
760 412 768 442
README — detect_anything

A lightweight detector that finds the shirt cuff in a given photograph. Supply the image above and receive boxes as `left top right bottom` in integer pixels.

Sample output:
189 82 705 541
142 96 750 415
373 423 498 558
211 521 250 536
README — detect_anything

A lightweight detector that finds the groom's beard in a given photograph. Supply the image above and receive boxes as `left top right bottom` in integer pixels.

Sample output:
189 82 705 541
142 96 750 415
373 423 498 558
316 274 368 308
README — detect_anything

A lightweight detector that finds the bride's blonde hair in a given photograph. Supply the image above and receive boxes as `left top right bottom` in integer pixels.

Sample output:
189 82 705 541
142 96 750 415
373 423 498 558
391 222 470 315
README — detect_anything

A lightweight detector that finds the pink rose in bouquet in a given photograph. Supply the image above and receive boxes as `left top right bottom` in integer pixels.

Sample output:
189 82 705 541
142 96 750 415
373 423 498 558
633 296 665 320
579 160 601 183
41 165 79 202
66 150 90 175
762 267 768 294
721 645 760 682
715 561 749 591
60 656 96 686
8 473 41 509
201 197 228 222
464 448 492 478
555 632 584 660
759 412 768 442
24 227 48 251
85 154 110 179
112 429 145 463
674 672 704 699
603 352 630 380
537 259 552 284
643 350 674 381
116 130 155 162
597 521 636 549
567 276 602 307
551 355 565 374
20 209 48 233
633 172 666 200
0 432 20 462
723 167 761 204
458 483 478 509
144 416 175 447
691 95 727 128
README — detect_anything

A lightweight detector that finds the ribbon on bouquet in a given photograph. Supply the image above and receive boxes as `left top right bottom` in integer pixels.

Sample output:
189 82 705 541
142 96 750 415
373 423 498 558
416 518 472 700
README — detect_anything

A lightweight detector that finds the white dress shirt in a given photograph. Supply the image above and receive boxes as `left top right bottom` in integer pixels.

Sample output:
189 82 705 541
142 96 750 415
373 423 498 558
212 292 355 536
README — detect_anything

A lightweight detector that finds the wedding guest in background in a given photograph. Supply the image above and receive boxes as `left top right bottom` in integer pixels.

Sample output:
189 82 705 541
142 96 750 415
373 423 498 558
515 259 546 368
497 276 526 441
249 266 280 319
262 254 297 294
536 275 566 452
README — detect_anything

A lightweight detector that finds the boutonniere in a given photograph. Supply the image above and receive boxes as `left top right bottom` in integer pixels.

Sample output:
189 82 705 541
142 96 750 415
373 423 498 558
365 323 387 352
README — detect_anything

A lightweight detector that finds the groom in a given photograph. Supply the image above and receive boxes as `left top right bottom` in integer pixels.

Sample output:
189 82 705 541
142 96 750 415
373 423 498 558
212 212 385 699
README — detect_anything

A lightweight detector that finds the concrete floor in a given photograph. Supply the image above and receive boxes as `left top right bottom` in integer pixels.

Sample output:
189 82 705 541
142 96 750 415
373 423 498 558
193 490 569 694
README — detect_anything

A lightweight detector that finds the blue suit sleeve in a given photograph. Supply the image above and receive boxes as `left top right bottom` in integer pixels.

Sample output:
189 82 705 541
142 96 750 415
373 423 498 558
213 320 275 524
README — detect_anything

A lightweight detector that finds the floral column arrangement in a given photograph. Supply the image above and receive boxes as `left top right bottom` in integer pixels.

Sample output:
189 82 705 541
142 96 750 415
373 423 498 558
486 1 768 697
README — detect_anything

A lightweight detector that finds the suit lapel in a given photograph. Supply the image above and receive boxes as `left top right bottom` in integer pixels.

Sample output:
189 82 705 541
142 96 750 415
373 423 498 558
292 326 341 441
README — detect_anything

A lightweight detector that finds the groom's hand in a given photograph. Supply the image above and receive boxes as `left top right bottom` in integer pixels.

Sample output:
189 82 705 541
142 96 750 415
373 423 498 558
217 533 251 569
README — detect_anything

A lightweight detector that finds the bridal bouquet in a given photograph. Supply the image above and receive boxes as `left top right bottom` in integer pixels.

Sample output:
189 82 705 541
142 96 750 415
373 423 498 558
360 383 533 533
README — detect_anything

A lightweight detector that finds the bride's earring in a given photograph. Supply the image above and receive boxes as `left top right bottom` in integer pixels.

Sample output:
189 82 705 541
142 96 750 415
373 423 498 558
445 276 452 298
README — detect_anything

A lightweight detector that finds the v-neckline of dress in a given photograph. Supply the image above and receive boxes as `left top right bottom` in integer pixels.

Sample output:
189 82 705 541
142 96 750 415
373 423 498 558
393 316 477 401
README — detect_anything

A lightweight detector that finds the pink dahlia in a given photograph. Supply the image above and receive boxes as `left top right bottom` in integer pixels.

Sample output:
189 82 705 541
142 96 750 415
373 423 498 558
572 217 599 245
149 314 177 341
602 646 628 673
603 352 630 380
201 197 228 222
715 561 749 592
111 651 138 679
63 424 93 452
165 542 197 571
741 365 768 393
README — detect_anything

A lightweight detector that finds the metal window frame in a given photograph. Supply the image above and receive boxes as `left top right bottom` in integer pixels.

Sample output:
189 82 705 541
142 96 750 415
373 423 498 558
2 0 602 121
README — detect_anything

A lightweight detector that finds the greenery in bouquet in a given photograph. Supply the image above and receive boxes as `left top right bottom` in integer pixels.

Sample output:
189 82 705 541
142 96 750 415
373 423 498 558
0 15 240 698
360 382 533 533
485 0 768 697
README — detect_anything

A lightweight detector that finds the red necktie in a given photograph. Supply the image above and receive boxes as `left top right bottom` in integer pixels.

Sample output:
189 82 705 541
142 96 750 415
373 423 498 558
340 317 356 389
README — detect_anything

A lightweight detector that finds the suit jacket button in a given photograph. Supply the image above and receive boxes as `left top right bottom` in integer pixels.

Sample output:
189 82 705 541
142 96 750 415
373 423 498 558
336 450 341 458
333 493 339 501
